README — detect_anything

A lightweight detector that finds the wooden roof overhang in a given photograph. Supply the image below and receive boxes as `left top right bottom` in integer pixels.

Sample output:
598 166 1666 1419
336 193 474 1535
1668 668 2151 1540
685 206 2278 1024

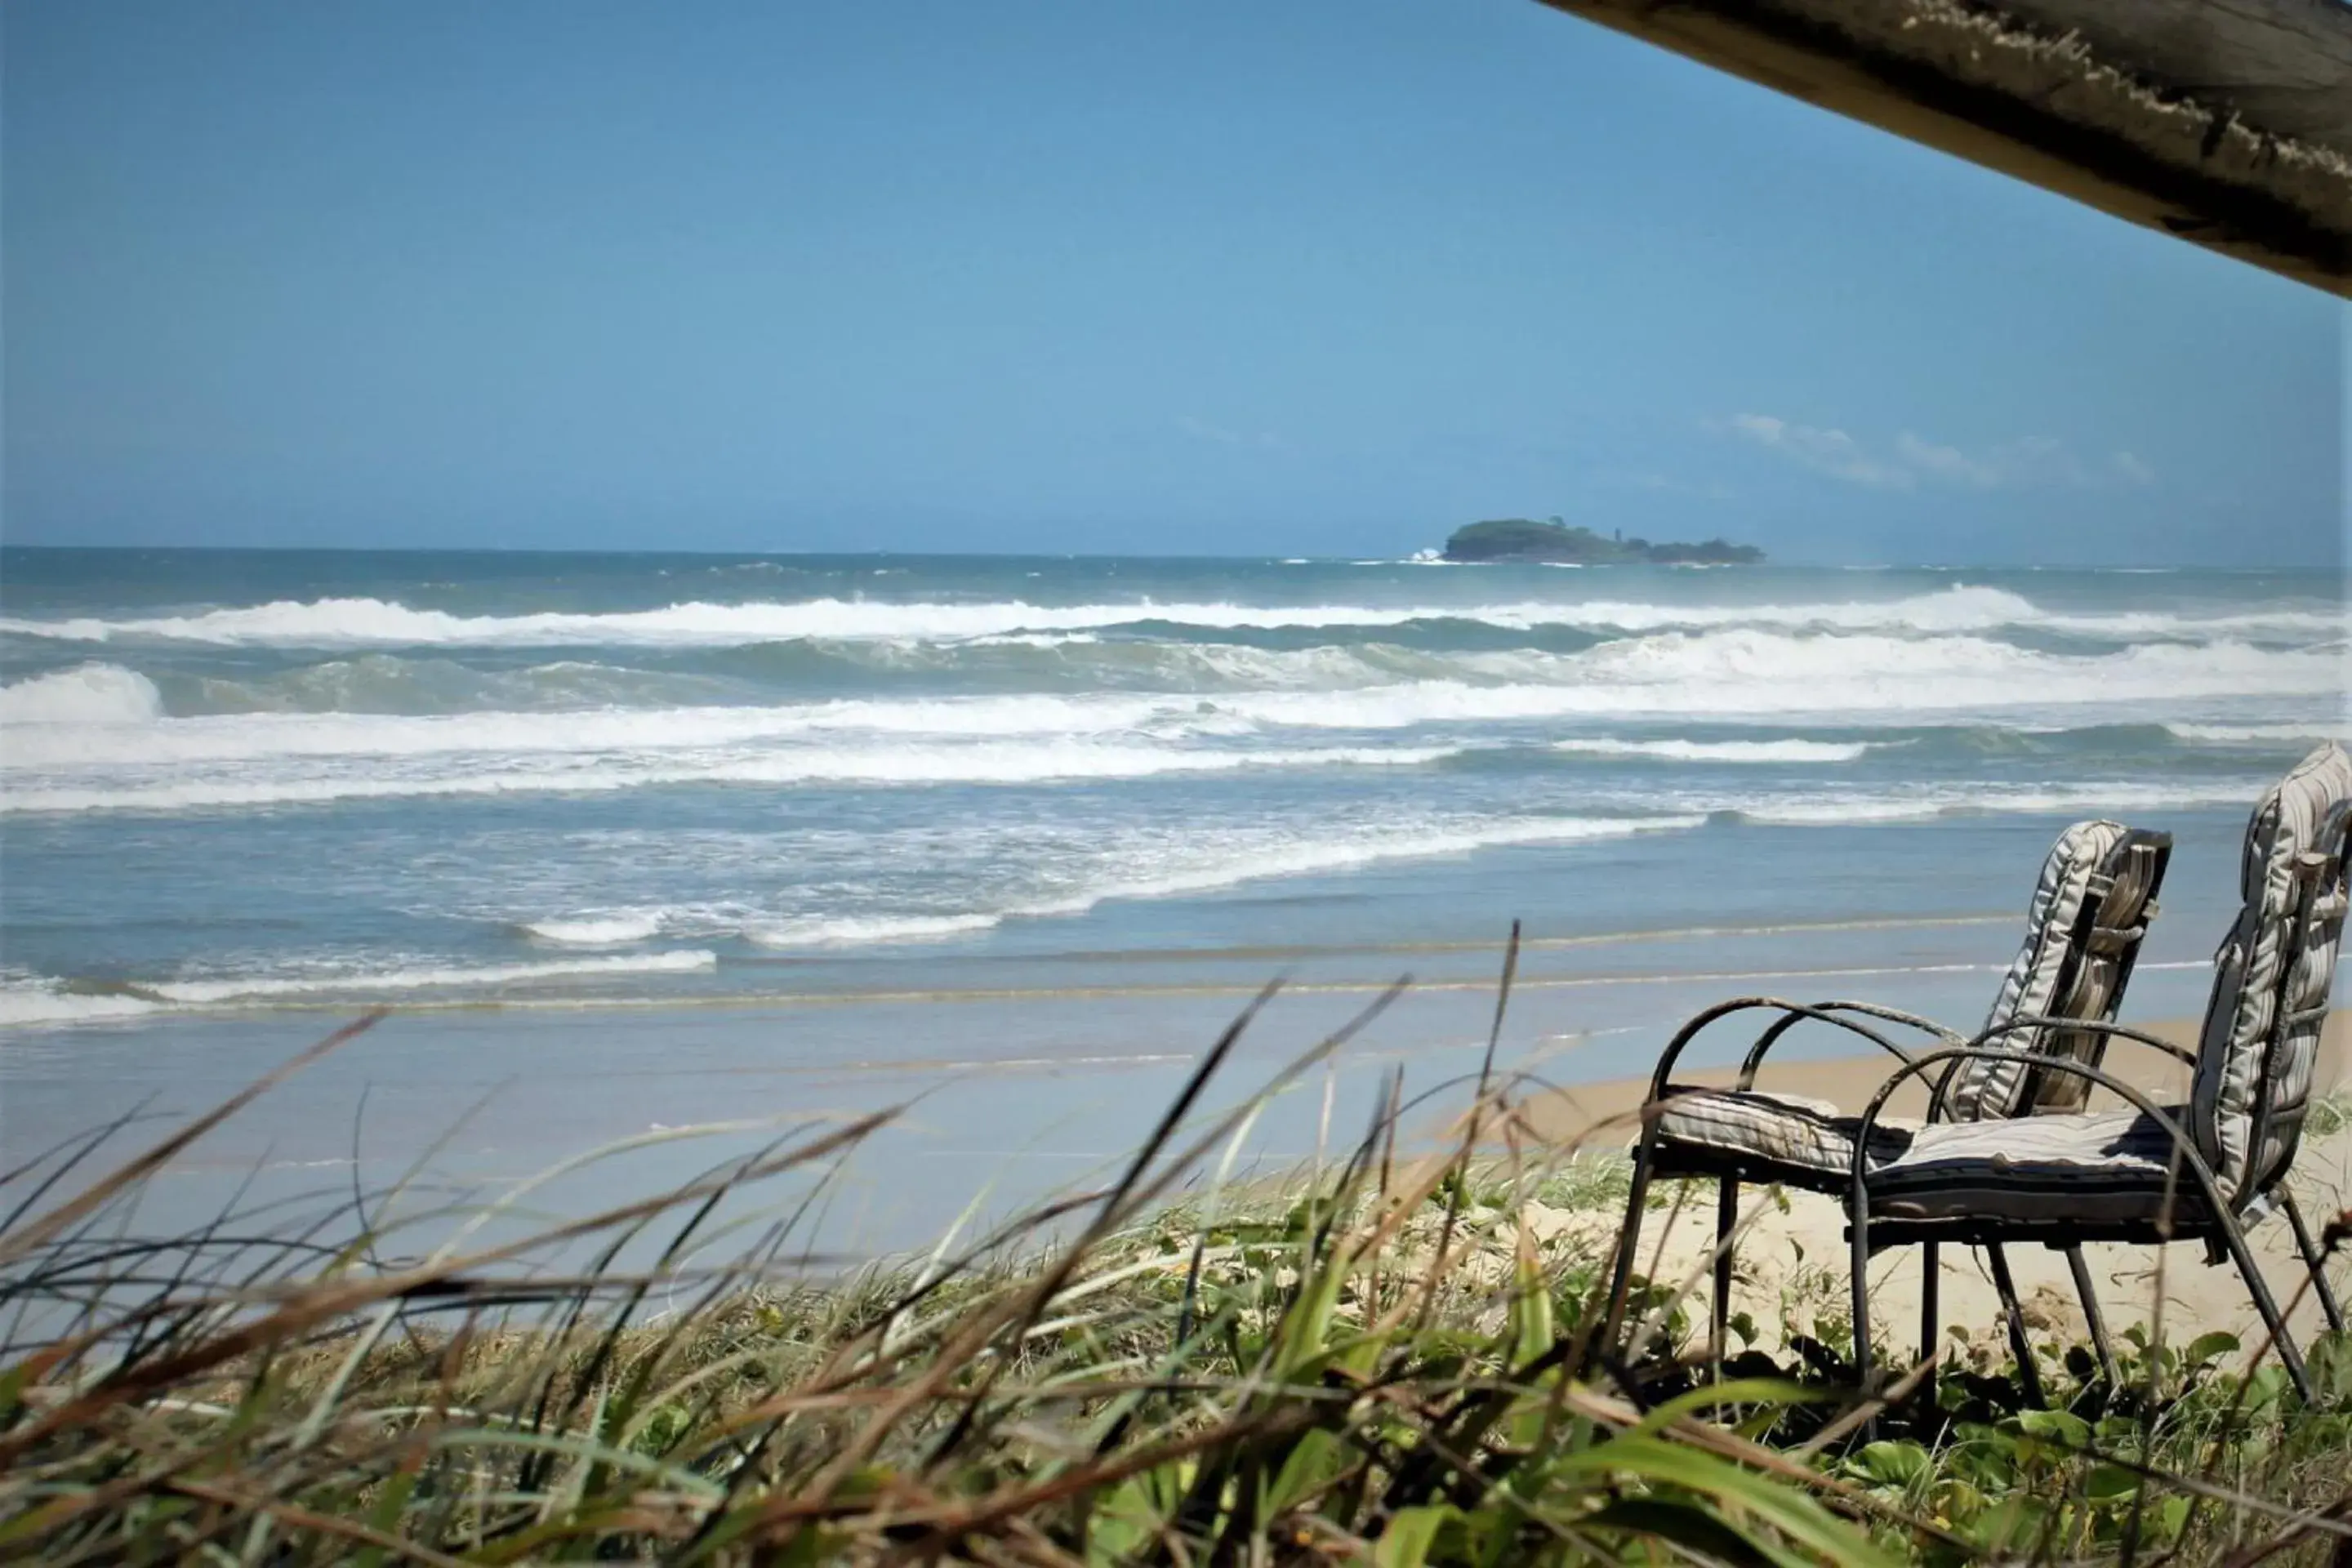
1535 0 2352 297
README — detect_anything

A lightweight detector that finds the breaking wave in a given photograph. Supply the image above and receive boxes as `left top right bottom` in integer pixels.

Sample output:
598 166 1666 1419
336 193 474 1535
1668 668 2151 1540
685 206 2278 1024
1719 781 2265 826
0 978 165 1028
745 913 1008 948
519 814 1721 956
0 950 721 1026
3 583 2337 648
2167 721 2346 744
2 742 1460 815
520 914 670 947
7 636 2334 768
143 949 719 1004
1552 738 1874 764
0 663 164 724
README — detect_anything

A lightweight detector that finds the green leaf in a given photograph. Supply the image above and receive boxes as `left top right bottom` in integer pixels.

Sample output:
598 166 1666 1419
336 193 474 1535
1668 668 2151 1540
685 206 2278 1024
1374 1504 1458 1568
1508 1241 1553 1372
2084 1464 2140 1502
2014 1408 2091 1448
1086 1481 1157 1565
1267 1428 1352 1517
1273 1253 1349 1383
1846 1440 1931 1490
1971 1495 2049 1556
1584 1498 1777 1567
1545 1433 1904 1568
2184 1330 2240 1370
1088 1463 1196 1566
1634 1378 1829 1439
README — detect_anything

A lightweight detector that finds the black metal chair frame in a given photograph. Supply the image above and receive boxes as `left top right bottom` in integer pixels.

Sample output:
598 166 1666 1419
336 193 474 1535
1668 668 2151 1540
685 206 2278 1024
1848 816 2352 1405
1602 831 2172 1396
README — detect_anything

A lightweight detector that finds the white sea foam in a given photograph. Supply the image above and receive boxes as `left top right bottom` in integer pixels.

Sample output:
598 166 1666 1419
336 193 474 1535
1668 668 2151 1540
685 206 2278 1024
746 913 1006 948
1553 738 1873 764
0 663 163 724
2167 722 2345 744
4 636 2332 776
522 914 669 946
1 742 1459 815
7 816 1717 1004
745 813 1713 950
1209 636 2335 729
2 951 722 1027
4 583 2336 648
2 626 2332 817
142 949 718 1004
0 695 1165 768
0 978 162 1028
1027 815 1711 911
1725 782 2262 826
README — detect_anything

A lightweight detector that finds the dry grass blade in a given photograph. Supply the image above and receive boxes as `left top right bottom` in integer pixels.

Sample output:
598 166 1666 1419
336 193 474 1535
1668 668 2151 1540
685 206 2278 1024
5 973 2347 1566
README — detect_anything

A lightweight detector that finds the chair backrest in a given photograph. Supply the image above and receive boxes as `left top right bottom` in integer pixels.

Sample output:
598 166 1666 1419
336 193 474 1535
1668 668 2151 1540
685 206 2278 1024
2190 742 2352 1203
1946 820 2172 1122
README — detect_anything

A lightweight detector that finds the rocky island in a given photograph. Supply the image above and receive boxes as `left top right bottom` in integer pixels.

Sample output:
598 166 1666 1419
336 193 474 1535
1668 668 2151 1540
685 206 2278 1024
1441 518 1763 565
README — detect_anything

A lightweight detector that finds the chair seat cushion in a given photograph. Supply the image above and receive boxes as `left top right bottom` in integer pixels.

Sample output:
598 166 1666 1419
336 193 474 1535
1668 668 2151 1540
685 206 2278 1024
1865 1107 2209 1227
1650 1086 1920 1185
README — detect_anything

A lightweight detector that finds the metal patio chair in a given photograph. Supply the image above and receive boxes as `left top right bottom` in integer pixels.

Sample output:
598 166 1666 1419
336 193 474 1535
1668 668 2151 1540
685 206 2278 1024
1841 742 2352 1405
1602 819 2172 1396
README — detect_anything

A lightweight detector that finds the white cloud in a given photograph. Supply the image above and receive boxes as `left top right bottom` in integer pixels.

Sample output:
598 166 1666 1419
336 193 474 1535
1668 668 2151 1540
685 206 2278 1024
1726 414 1914 488
1726 415 2156 492
1177 415 1284 451
1892 433 1999 488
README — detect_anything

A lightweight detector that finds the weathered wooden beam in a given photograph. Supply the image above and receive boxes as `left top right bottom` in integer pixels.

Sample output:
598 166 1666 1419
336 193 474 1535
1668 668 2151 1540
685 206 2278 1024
1533 0 2352 297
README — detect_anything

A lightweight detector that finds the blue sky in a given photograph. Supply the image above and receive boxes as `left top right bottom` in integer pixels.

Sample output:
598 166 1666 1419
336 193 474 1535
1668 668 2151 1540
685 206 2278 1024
5 0 2342 566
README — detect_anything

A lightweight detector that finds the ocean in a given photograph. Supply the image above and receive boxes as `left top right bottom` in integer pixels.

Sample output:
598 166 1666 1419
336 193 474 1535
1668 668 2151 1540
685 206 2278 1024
1 548 2344 1249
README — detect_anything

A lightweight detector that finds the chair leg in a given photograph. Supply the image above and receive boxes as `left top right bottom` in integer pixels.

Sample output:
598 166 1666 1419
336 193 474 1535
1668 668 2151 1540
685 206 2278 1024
2216 1210 2315 1404
1712 1178 1739 1379
1918 1241 1940 1369
2283 1192 2347 1336
1985 1244 2048 1409
2064 1245 2122 1390
1849 1217 1873 1397
1602 1137 1659 1356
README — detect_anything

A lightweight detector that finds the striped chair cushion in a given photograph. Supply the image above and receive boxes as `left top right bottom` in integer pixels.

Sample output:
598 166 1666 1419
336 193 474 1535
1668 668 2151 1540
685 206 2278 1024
1651 1087 1919 1182
1646 817 2158 1187
2190 742 2352 1199
1864 1108 2209 1227
1945 819 2136 1121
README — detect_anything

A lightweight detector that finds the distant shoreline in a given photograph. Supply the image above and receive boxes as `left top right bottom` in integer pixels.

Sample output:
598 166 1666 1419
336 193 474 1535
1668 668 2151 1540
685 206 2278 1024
1439 519 1764 565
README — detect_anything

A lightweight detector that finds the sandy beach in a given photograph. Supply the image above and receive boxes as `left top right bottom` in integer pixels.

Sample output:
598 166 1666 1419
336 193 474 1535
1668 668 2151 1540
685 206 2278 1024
1519 1012 2352 1363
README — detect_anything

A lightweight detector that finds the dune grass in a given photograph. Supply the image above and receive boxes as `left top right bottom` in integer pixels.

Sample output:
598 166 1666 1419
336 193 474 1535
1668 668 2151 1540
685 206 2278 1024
4 960 2352 1564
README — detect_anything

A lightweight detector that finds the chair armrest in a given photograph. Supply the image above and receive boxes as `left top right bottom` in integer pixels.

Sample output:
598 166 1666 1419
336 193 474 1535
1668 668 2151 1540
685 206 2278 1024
1734 1000 1963 1092
1968 1013 2198 1068
1638 997 1919 1108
